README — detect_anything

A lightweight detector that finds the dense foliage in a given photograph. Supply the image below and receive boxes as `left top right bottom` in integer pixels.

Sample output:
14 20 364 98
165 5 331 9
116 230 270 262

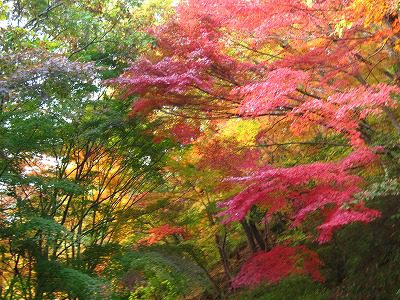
2 0 400 299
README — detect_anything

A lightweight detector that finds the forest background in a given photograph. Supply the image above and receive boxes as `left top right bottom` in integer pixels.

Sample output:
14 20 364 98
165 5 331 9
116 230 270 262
1 0 400 299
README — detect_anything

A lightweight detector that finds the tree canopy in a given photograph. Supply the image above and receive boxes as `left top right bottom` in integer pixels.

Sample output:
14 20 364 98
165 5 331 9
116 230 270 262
2 0 400 299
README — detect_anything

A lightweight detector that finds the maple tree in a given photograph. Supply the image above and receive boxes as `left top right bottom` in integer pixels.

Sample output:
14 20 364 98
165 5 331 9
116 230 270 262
231 246 324 288
138 224 186 245
110 0 400 291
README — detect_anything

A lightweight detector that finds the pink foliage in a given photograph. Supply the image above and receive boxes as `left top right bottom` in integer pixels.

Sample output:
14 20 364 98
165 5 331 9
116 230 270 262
110 57 213 98
176 0 325 40
318 206 381 243
234 68 310 115
220 148 380 243
292 84 400 146
232 246 324 288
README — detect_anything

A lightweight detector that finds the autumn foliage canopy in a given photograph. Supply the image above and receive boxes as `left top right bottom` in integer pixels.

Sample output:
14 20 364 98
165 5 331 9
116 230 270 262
4 0 400 298
109 0 400 289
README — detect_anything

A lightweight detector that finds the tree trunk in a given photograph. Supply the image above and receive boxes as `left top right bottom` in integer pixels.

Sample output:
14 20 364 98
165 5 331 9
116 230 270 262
249 220 267 250
240 220 257 253
215 230 232 280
